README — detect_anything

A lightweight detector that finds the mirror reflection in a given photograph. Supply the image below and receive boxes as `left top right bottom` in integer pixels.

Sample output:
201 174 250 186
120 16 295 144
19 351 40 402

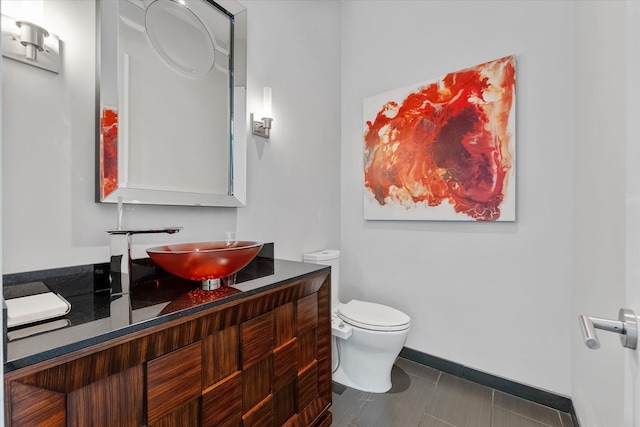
97 0 247 207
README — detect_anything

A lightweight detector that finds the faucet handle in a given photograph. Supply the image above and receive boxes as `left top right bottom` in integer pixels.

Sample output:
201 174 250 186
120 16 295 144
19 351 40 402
106 227 183 235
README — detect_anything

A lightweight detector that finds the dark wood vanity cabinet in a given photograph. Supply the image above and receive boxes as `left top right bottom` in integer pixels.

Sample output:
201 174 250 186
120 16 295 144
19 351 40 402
4 271 332 427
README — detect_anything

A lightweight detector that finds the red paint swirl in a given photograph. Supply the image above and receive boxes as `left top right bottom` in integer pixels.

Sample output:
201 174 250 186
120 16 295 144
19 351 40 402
364 56 515 221
101 108 118 198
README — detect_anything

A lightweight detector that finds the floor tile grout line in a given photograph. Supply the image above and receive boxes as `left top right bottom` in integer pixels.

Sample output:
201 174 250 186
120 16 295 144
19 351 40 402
493 388 567 415
556 411 566 427
493 388 569 424
397 359 443 384
419 370 442 426
491 386 561 427
559 411 574 427
427 414 458 427
397 365 441 383
494 405 558 427
403 370 441 384
490 388 495 426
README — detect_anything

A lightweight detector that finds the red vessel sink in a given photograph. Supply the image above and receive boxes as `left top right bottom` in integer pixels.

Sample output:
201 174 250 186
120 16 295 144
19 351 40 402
146 241 263 282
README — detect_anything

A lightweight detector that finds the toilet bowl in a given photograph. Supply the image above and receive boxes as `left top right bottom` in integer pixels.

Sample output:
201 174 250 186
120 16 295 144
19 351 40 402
303 250 411 393
332 299 410 392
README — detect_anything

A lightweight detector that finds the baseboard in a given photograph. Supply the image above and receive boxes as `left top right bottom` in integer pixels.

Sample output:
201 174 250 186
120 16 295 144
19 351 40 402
399 347 580 426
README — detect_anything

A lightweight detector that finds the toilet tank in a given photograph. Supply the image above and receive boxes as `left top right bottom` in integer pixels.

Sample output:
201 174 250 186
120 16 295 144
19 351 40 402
303 249 340 312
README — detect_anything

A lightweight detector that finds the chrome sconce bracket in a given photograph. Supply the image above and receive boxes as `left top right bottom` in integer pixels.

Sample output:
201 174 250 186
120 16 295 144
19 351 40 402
251 113 272 139
1 13 60 73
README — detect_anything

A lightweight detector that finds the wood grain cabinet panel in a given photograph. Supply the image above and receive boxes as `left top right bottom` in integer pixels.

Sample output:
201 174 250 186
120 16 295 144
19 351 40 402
4 270 332 427
316 353 332 405
202 326 240 387
243 355 273 414
147 342 202 423
315 280 332 405
67 365 144 427
273 338 299 392
283 397 329 427
243 395 274 427
10 382 65 427
315 412 333 427
275 302 295 346
242 312 275 368
274 380 297 426
298 330 317 370
149 399 200 427
297 294 318 335
297 361 319 412
202 371 243 427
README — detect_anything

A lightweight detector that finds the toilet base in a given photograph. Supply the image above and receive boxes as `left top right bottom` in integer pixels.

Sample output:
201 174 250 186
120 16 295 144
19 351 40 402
332 363 392 393
331 333 402 393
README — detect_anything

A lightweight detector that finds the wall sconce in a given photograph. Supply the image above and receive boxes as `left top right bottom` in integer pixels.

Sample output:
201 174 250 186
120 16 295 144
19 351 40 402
251 87 273 139
1 13 60 73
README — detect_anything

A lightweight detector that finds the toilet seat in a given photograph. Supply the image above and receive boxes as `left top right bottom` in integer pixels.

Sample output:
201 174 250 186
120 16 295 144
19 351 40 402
337 300 410 332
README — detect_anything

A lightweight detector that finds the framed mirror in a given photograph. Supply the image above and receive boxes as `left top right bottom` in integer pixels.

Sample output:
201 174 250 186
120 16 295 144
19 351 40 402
96 0 247 207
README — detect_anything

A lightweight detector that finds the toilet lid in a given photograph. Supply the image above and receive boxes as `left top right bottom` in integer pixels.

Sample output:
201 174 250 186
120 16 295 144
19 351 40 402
338 300 411 332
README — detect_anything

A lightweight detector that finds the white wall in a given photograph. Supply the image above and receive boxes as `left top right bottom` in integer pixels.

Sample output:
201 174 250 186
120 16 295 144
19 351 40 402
236 0 342 260
1 0 341 274
340 1 575 395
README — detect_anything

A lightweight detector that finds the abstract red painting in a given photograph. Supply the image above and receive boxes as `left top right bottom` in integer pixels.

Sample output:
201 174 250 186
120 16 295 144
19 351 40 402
363 55 516 221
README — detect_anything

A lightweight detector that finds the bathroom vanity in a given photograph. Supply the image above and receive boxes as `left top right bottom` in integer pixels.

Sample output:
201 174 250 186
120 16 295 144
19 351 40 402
3 253 332 427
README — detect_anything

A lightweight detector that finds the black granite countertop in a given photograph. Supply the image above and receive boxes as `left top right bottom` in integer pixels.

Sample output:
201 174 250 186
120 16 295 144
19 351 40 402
3 245 329 372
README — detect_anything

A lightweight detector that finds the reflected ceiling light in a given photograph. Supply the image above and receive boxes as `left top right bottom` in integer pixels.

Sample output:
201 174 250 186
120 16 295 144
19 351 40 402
252 87 273 139
1 13 60 73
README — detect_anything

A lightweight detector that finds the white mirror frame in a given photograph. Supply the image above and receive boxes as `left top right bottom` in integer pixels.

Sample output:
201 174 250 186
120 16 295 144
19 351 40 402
95 0 247 207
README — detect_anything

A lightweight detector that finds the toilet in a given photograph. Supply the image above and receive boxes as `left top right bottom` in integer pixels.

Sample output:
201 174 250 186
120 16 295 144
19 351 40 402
303 249 411 393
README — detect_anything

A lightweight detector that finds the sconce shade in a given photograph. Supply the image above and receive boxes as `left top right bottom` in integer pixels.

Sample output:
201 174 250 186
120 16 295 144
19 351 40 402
252 87 274 139
263 87 272 117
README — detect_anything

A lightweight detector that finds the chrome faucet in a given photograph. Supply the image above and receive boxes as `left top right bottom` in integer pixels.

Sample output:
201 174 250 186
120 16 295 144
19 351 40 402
107 227 182 294
106 198 181 294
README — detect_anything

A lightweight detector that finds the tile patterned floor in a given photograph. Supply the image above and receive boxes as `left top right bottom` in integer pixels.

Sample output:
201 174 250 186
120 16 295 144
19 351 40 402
331 358 575 427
